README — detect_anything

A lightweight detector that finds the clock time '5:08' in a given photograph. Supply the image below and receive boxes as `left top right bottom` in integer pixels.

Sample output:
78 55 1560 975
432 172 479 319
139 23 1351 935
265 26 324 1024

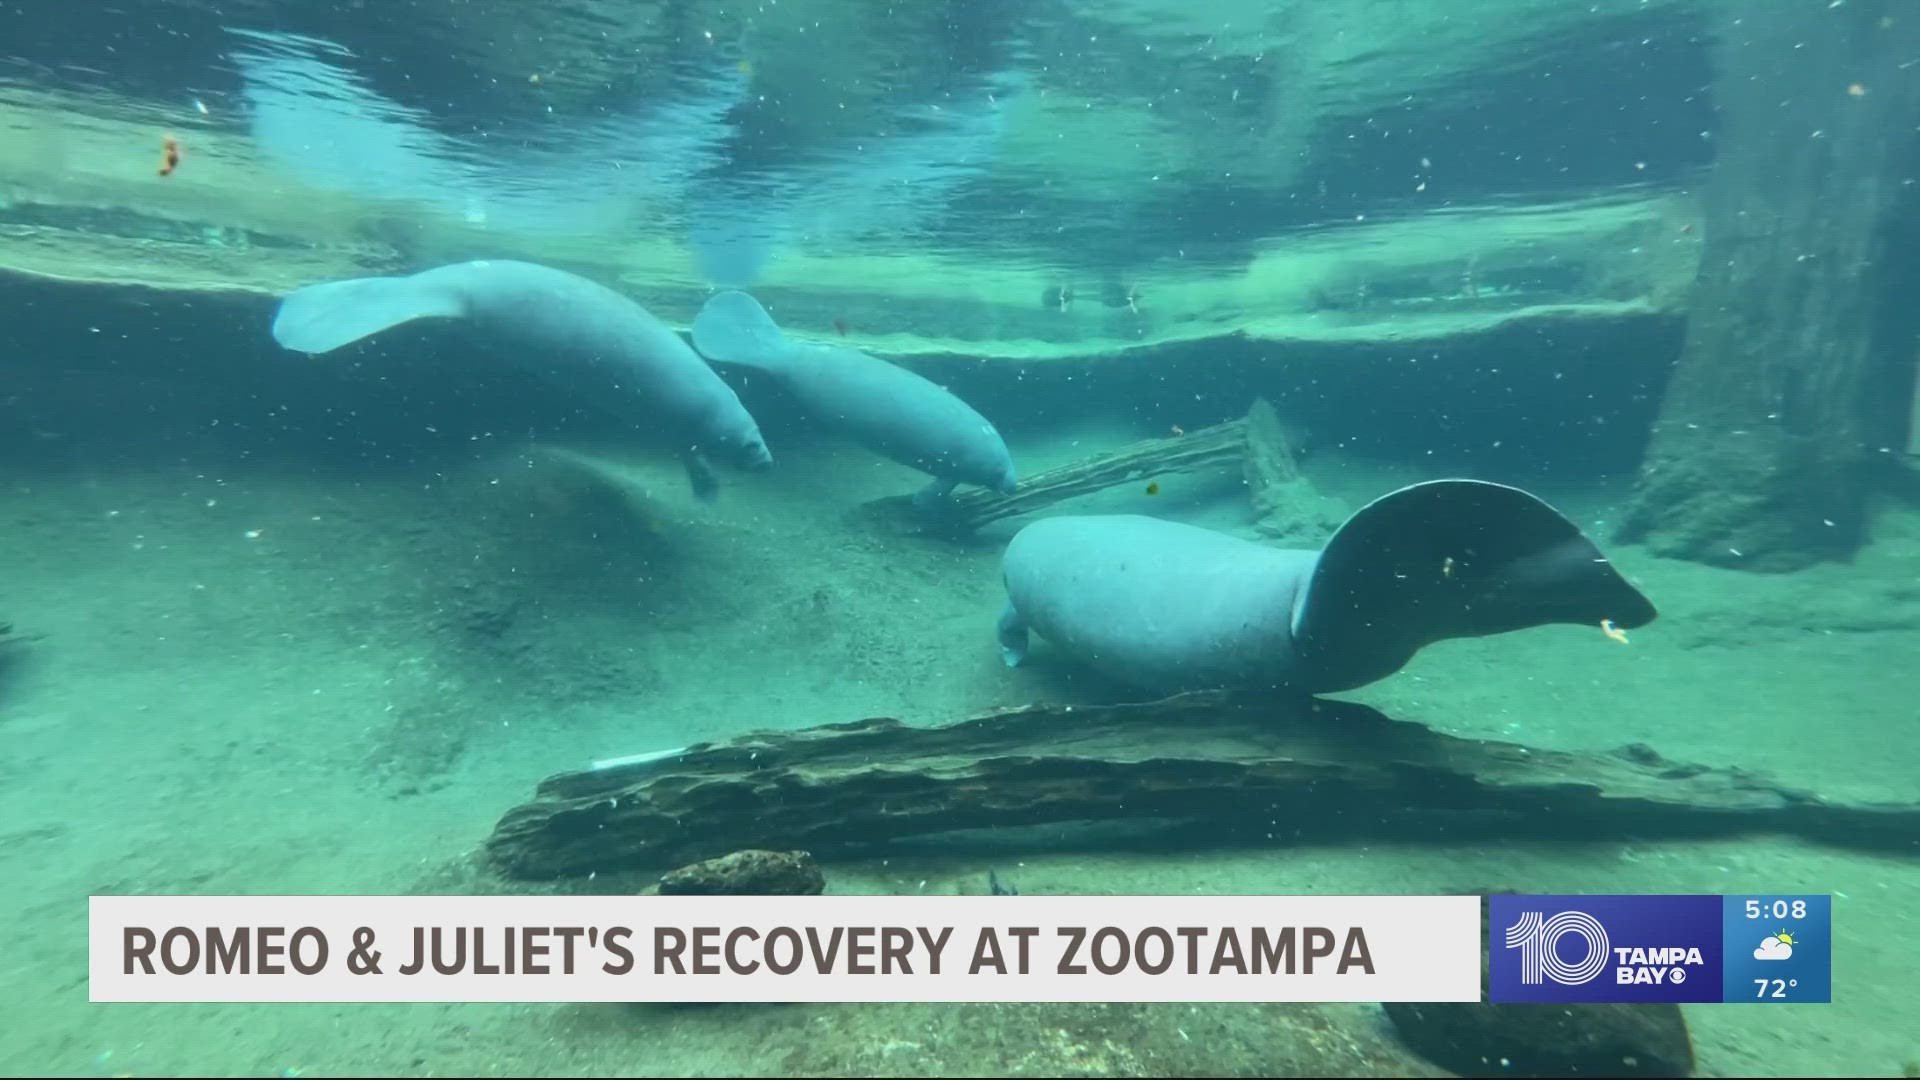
1747 900 1808 920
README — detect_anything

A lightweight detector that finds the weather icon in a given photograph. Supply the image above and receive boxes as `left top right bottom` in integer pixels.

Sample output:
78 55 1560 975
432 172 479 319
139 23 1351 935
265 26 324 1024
1754 930 1796 961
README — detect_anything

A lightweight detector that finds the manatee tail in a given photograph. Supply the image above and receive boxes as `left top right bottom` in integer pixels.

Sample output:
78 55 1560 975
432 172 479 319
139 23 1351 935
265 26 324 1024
271 274 467 354
690 290 791 372
1290 479 1657 695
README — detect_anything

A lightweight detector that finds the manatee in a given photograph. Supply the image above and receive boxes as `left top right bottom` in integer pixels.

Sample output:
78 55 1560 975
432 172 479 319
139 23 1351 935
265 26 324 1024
690 289 1017 505
995 478 1657 697
270 259 772 501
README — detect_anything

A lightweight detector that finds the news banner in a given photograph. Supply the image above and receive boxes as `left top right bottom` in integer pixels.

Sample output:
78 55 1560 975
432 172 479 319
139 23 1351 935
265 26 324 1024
88 893 1831 1004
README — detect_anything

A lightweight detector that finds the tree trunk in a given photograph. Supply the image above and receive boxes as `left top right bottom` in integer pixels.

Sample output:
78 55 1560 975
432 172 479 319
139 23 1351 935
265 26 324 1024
1617 0 1920 570
480 690 1920 880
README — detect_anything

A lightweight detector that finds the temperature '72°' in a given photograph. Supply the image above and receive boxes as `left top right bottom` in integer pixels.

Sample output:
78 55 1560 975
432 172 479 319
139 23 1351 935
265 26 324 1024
1756 978 1799 999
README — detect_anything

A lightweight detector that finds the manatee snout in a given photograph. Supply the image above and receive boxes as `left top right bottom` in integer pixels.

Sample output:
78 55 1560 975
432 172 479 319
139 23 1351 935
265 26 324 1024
737 437 775 471
970 440 1019 495
711 412 774 472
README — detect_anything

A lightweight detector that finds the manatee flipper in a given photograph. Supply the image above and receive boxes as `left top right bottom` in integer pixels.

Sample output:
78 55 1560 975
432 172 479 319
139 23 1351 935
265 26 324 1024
997 600 1029 668
681 449 720 503
1290 479 1658 694
912 478 959 510
271 275 467 354
690 290 791 371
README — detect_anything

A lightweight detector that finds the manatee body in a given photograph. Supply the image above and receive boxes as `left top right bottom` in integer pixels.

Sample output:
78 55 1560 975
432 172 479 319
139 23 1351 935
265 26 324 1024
691 290 1017 503
997 479 1658 697
1000 514 1319 690
270 259 772 500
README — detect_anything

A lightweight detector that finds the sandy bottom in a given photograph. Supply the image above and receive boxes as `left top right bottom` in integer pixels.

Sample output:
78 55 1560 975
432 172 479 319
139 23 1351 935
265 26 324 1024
2 431 1916 1078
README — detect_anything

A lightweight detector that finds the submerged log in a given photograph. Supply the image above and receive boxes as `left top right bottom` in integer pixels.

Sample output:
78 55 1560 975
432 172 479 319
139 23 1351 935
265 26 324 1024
482 691 1920 879
1617 1 1920 570
860 397 1339 537
1243 397 1347 543
861 415 1250 535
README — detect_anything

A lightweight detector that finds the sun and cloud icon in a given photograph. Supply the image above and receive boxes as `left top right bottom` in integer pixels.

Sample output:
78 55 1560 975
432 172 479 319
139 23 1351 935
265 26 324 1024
1754 930 1796 961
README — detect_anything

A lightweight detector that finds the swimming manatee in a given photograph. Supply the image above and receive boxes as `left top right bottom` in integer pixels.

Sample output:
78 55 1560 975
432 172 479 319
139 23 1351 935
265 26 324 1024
690 289 1017 505
270 259 773 500
996 478 1657 696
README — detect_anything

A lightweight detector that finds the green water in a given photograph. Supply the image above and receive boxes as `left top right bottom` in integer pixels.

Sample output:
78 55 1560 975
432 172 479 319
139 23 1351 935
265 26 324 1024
0 0 1916 1076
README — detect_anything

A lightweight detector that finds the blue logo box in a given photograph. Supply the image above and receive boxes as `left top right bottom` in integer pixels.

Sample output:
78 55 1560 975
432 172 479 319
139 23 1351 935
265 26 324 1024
1488 894 1830 1004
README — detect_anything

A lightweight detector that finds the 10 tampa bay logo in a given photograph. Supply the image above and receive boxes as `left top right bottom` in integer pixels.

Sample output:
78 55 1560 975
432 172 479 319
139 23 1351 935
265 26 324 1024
1503 909 1704 987
1487 895 1724 1004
